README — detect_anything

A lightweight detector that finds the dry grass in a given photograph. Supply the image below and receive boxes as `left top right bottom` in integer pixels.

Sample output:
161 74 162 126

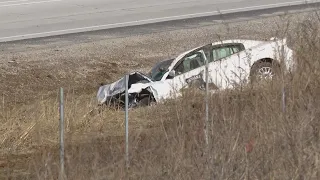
2 11 320 180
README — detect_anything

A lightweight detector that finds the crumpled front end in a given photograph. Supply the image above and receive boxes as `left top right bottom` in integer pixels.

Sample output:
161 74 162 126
97 72 154 109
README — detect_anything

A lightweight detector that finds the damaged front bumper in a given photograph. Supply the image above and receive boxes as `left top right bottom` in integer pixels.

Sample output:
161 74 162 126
97 72 155 109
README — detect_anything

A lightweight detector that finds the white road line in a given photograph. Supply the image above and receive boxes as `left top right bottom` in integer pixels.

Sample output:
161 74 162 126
0 0 29 4
0 0 318 42
0 0 62 7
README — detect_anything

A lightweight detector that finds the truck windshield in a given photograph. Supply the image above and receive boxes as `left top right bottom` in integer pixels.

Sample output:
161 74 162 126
148 59 174 81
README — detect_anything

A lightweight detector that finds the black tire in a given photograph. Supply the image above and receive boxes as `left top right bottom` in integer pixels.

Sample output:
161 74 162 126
250 61 280 83
136 95 156 107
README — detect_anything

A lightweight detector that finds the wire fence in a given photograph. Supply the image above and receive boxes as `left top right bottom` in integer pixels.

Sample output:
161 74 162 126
56 43 288 179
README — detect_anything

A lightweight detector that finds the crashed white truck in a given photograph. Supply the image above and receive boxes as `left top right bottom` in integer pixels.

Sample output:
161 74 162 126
97 38 294 109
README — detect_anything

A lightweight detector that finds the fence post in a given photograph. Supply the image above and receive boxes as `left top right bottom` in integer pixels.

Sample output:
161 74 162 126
125 75 129 169
204 53 209 145
59 87 65 180
204 50 211 179
282 87 286 113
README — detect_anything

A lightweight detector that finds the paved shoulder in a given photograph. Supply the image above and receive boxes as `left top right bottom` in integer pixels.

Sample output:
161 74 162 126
0 0 319 42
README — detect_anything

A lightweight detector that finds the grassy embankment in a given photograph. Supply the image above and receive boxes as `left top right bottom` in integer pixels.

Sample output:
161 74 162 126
1 12 320 180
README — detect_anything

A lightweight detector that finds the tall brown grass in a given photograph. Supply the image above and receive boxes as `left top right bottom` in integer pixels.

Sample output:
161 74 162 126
2 12 320 180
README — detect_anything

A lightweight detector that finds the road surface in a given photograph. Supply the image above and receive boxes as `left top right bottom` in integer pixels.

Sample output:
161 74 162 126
0 0 319 42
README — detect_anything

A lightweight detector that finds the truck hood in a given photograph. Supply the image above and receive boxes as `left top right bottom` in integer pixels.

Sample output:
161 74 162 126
97 71 152 104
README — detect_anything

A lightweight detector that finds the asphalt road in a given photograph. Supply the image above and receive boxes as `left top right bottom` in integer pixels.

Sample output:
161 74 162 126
0 0 319 42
